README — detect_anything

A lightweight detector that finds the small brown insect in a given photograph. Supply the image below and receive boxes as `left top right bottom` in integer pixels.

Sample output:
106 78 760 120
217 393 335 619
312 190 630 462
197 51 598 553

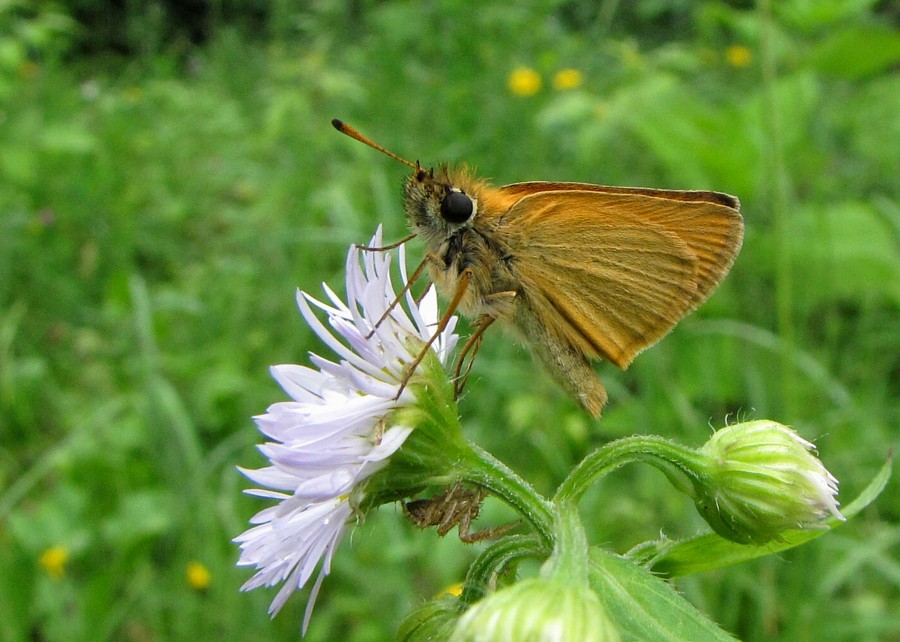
403 483 517 543
333 119 743 417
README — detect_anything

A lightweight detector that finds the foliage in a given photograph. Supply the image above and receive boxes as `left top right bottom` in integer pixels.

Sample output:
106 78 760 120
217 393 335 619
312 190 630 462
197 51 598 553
0 1 897 640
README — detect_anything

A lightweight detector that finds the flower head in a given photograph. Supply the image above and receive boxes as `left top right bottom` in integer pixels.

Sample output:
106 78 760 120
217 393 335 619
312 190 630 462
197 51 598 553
508 66 542 96
693 420 844 545
725 45 752 68
553 68 583 91
39 545 69 580
234 227 458 633
186 561 212 591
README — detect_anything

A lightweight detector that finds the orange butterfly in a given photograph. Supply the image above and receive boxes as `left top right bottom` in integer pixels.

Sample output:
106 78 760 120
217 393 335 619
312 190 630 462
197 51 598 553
334 119 743 417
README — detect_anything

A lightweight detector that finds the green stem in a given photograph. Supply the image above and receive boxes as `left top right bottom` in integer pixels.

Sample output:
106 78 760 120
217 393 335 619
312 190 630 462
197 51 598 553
381 355 554 545
759 0 797 417
459 534 547 606
555 435 708 504
457 443 555 547
545 500 590 587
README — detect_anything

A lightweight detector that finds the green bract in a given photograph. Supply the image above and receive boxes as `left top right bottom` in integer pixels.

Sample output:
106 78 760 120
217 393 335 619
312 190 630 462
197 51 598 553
452 577 619 642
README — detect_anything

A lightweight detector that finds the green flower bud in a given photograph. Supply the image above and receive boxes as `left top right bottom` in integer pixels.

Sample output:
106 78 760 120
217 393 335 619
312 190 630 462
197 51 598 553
693 420 844 545
397 596 461 642
452 577 620 642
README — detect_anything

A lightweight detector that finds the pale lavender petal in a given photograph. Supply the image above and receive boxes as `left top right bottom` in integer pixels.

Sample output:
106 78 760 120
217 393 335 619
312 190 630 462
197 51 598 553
321 281 352 316
347 367 402 398
293 467 358 498
304 291 345 319
416 284 439 334
243 488 291 501
239 466 300 492
269 365 330 402
365 426 414 461
302 565 329 635
297 290 383 379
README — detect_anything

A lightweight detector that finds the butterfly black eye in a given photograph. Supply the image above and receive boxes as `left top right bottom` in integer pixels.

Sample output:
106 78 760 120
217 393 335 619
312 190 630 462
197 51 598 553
440 190 474 223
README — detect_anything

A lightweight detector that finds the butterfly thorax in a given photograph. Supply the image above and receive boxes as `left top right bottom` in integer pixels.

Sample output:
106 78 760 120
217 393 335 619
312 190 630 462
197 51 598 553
403 164 519 318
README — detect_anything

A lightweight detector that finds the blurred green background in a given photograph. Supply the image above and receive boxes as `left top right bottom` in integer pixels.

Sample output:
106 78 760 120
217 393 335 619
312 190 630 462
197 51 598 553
1 1 897 640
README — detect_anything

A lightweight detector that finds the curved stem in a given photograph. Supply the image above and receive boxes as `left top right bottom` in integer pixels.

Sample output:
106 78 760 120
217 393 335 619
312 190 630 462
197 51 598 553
545 500 590 587
457 442 555 548
459 534 547 606
554 435 708 504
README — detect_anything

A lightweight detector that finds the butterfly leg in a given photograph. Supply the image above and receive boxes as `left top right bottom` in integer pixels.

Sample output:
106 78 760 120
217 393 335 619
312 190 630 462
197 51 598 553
362 250 434 340
356 232 418 252
453 291 516 397
453 316 493 397
394 267 474 400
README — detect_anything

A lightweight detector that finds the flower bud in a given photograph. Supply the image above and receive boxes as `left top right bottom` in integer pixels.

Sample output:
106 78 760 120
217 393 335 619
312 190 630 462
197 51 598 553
397 597 460 642
693 420 844 545
452 577 620 642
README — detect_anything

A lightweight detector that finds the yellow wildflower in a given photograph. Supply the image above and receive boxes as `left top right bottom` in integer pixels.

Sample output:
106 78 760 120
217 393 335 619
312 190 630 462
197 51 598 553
553 68 583 91
508 67 542 96
725 45 752 68
438 582 464 597
39 546 69 580
186 560 212 591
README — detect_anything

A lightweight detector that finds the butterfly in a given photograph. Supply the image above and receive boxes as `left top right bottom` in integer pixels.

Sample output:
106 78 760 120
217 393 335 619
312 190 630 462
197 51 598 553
334 119 744 417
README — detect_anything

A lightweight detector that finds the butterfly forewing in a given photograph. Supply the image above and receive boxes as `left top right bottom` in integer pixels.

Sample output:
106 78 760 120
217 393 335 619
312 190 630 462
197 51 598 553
498 181 740 209
496 189 741 367
497 182 743 305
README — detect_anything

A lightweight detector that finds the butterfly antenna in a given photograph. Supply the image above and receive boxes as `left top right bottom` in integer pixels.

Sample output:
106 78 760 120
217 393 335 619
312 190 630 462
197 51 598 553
331 119 418 170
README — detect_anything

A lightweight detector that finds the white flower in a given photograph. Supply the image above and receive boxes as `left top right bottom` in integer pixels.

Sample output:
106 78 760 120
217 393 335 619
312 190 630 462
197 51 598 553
235 227 458 633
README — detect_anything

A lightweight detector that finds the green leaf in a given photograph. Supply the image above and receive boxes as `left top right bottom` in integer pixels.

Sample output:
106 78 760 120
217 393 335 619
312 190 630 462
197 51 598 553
806 24 900 79
785 201 900 308
589 548 737 641
776 0 881 31
100 490 176 546
640 455 892 578
39 123 97 154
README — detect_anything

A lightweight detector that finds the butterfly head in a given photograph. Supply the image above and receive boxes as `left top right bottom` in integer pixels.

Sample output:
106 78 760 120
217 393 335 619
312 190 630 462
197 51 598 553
330 120 482 243
403 164 481 245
